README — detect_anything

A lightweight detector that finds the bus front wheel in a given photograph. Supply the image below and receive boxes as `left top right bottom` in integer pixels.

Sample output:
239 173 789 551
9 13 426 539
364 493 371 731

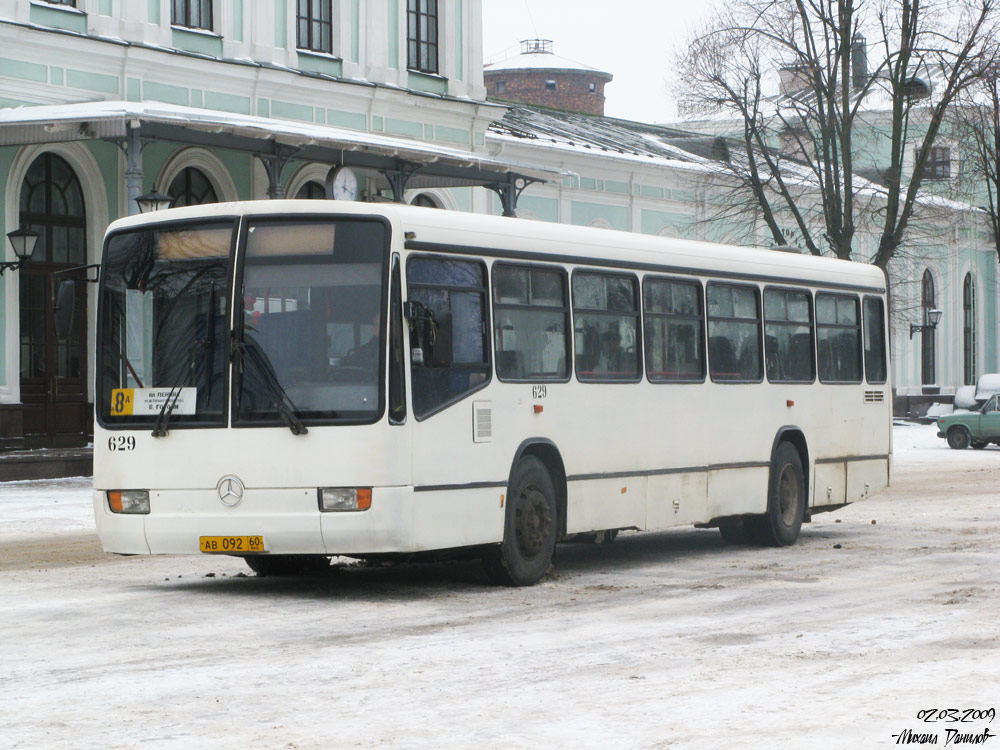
483 456 557 586
754 442 806 547
243 554 330 576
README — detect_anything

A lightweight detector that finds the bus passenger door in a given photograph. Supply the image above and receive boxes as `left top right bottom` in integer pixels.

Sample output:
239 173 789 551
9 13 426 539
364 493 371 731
405 254 504 549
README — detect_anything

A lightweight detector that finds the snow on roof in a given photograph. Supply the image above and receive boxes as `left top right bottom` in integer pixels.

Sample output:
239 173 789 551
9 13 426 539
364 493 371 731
484 40 611 78
0 100 565 181
488 106 712 169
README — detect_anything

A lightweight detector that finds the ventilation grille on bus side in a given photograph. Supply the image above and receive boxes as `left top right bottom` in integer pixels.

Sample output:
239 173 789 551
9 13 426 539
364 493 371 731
864 390 885 403
473 401 492 443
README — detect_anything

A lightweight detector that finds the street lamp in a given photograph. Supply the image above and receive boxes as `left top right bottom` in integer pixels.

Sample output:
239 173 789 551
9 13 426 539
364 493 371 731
1 225 39 275
909 308 943 338
136 186 173 213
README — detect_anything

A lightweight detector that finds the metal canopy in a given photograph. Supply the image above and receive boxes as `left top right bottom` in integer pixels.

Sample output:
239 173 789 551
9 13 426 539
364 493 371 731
0 101 564 202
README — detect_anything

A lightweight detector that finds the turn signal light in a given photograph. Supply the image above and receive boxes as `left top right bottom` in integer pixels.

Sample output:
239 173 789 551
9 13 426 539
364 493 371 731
318 487 372 512
107 490 150 514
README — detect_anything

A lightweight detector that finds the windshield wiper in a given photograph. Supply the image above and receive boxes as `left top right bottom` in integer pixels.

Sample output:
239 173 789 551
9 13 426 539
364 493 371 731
151 384 181 438
151 336 208 438
232 338 308 435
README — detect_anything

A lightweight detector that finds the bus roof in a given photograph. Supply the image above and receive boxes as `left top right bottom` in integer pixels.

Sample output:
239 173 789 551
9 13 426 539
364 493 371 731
107 200 886 293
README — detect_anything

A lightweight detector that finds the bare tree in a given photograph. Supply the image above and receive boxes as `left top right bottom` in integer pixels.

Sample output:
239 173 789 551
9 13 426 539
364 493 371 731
952 72 1000 261
676 0 999 269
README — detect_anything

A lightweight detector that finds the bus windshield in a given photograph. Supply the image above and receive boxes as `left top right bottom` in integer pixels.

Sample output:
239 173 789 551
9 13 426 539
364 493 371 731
235 218 388 425
98 221 233 427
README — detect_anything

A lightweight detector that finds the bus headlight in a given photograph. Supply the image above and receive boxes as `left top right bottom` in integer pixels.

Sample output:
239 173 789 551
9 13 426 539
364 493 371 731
107 490 150 514
318 488 372 512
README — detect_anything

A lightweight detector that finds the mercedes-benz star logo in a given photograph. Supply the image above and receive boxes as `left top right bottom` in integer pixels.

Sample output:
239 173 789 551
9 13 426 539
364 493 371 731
216 475 245 507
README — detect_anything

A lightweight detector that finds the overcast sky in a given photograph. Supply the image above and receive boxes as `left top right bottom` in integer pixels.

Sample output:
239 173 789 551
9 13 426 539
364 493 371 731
481 0 718 124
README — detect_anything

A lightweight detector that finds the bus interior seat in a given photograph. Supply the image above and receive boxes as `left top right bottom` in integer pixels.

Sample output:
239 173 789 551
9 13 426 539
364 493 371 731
837 332 859 379
497 350 526 379
709 335 737 377
765 334 780 379
787 333 813 380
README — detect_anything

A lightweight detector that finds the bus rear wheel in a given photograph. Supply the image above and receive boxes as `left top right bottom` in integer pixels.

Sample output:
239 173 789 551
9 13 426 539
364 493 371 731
243 554 330 576
754 442 806 547
483 456 557 586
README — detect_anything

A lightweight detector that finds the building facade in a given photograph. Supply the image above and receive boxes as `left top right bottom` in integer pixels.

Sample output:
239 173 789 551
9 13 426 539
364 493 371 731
0 0 515 449
2 2 978 452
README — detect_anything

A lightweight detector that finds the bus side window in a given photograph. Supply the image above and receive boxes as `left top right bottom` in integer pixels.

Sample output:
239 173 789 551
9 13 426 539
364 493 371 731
863 296 887 384
406 256 491 419
643 276 705 381
389 254 406 424
707 283 762 382
817 293 862 383
492 264 569 381
763 288 814 383
572 271 641 381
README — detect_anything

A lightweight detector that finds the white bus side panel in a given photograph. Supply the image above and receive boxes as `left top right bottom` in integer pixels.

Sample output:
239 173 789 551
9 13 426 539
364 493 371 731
814 462 847 506
646 472 708 528
707 466 770 519
565 477 646 535
409 487 506 551
847 458 888 504
410 398 507 549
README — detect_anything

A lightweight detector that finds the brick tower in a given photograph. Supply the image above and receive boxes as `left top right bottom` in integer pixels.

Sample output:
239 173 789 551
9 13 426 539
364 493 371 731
484 39 613 116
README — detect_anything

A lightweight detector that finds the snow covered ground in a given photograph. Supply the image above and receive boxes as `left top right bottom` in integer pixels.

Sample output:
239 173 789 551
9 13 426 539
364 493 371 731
2 424 998 749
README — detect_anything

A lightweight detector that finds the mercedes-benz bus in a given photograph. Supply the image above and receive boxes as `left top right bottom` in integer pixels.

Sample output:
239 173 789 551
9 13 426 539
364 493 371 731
92 201 891 585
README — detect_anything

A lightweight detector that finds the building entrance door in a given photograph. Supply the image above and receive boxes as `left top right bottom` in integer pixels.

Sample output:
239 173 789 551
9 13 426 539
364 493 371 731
18 153 89 448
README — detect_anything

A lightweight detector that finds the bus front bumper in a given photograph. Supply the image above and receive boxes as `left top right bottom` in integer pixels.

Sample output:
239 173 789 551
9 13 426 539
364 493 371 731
93 486 418 556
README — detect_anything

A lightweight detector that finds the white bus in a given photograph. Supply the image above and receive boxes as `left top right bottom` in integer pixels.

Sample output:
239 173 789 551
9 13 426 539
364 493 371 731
92 201 891 585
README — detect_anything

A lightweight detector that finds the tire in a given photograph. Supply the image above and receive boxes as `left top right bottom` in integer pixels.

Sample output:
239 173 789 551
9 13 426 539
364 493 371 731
947 427 971 450
718 517 754 545
971 440 987 450
755 442 806 547
243 554 330 576
483 456 558 586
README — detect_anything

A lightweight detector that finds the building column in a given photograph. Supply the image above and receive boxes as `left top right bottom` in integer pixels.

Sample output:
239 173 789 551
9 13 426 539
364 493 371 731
124 123 143 216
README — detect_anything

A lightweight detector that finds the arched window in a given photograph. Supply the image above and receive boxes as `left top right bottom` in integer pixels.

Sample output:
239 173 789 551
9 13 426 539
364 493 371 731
19 152 86 265
964 273 976 386
410 193 439 208
18 153 88 444
921 269 935 385
167 167 218 207
295 181 326 200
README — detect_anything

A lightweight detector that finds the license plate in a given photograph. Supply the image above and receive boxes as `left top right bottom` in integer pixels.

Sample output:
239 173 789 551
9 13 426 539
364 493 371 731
199 535 265 553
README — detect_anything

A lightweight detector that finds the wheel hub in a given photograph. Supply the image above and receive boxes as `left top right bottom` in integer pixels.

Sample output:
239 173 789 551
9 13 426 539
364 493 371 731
778 466 799 526
515 485 552 558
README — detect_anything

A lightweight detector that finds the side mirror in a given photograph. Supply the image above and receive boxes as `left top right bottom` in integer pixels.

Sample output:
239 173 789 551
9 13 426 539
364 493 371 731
53 280 76 340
